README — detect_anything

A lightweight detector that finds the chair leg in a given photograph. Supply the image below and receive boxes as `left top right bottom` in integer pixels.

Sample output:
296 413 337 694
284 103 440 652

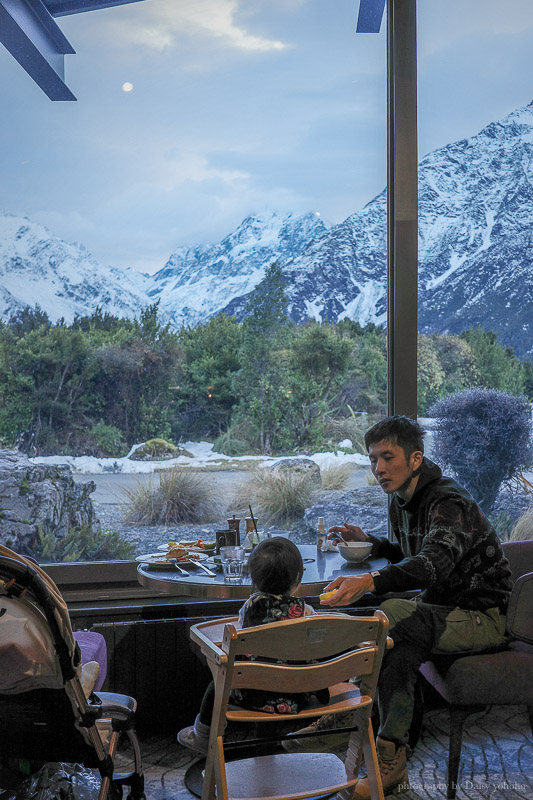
447 705 484 800
360 718 385 800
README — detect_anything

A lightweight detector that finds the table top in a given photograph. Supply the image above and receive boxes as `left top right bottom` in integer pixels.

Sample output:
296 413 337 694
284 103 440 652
136 544 388 600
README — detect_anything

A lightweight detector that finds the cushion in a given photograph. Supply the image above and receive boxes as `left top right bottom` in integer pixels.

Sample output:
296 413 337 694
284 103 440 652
420 642 533 705
74 631 107 691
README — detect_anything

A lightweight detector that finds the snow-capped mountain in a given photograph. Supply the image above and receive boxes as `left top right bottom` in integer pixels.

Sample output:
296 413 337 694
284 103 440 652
0 211 152 323
1 100 533 357
146 211 328 328
228 101 533 357
417 103 533 355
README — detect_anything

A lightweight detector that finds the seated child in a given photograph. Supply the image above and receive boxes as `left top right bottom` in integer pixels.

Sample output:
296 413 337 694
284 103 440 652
177 536 329 754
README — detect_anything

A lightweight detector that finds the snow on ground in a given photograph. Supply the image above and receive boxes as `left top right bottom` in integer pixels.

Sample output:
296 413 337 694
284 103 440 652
31 440 369 475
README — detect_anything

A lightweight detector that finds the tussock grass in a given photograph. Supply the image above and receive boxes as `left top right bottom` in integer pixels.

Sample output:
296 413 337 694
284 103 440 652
324 414 368 454
233 468 317 526
122 467 220 525
320 462 356 490
366 471 379 486
509 508 533 542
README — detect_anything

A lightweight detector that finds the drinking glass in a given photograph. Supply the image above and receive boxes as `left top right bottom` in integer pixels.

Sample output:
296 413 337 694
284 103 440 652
220 546 246 584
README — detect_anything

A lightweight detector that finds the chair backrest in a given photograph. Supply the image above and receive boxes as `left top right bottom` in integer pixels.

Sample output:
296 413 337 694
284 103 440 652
220 611 389 699
506 571 533 644
502 540 533 584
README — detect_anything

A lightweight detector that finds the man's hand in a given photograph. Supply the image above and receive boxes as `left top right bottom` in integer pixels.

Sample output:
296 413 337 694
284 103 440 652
319 573 375 606
328 522 368 543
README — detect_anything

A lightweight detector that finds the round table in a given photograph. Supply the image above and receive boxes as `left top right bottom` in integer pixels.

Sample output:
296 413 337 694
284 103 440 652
137 544 388 599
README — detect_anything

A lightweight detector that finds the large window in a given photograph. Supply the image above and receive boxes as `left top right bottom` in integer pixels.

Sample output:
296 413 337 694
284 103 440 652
417 0 533 537
0 1 389 575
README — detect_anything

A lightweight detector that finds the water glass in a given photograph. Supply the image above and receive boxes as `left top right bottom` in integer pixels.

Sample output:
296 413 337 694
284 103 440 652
220 546 246 584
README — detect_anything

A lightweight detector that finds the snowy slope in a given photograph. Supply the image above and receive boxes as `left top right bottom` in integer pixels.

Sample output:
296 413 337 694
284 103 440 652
0 211 152 323
147 211 328 327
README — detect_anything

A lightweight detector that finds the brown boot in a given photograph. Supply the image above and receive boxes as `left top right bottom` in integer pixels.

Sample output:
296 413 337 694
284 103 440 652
354 736 409 798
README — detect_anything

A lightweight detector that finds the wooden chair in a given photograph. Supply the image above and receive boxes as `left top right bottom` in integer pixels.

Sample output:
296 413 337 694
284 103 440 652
419 540 533 799
190 611 390 800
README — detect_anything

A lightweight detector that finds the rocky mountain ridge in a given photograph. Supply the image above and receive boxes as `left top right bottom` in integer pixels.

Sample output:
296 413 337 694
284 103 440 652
1 100 533 356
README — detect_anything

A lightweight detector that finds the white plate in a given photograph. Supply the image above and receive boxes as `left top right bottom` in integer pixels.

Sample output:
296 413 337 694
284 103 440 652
136 552 209 569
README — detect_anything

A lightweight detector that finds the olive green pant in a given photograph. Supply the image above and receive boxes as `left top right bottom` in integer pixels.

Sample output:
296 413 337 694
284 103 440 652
377 598 507 747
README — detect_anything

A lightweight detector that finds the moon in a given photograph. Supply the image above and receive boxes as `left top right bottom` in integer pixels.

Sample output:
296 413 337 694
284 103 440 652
122 82 134 93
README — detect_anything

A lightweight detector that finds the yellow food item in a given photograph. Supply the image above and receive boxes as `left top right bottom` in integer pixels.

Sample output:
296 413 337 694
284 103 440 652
165 546 188 561
319 588 338 602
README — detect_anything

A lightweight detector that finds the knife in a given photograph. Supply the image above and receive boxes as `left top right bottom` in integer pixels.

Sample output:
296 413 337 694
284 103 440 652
194 560 217 577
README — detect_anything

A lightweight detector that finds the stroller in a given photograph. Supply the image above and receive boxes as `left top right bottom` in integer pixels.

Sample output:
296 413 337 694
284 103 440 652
0 545 145 800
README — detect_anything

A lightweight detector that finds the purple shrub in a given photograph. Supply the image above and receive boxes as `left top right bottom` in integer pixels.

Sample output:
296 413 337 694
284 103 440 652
428 388 533 513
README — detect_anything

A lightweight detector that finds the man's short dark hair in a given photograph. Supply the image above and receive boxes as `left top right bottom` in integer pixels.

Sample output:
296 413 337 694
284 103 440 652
364 415 425 459
248 537 304 596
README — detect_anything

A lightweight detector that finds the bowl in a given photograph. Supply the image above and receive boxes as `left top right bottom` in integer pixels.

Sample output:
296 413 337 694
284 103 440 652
337 541 373 563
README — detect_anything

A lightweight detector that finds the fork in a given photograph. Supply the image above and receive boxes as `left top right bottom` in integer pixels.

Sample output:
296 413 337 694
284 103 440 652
169 558 189 576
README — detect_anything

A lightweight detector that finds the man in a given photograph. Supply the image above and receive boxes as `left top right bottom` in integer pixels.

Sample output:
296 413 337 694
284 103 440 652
320 415 512 798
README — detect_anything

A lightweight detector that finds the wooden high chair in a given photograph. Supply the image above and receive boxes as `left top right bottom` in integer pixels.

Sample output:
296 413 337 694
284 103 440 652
190 611 389 800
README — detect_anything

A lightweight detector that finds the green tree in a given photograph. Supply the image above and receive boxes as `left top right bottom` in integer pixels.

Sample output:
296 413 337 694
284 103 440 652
91 304 180 445
175 314 243 437
417 334 445 415
338 325 387 414
287 322 352 446
14 323 95 451
235 263 292 453
460 327 525 394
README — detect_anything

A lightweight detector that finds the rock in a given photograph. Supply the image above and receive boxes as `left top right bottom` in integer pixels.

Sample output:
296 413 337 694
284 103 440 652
0 450 98 555
129 438 193 461
269 457 322 488
304 485 388 537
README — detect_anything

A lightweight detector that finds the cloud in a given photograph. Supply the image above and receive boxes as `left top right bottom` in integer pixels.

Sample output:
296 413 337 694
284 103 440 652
418 0 533 58
107 0 288 53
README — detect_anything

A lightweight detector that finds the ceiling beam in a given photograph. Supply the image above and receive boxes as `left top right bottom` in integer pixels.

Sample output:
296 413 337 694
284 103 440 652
356 0 386 33
0 0 76 100
44 0 145 18
0 0 145 100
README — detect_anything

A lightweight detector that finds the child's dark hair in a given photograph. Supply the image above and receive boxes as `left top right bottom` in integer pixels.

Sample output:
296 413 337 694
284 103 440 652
364 415 425 459
248 538 303 596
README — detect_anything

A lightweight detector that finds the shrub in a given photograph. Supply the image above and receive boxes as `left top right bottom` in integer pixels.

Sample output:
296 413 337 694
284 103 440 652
122 467 220 524
89 421 128 457
323 409 368 455
320 462 355 490
34 524 135 562
235 468 317 525
213 419 257 457
429 388 533 513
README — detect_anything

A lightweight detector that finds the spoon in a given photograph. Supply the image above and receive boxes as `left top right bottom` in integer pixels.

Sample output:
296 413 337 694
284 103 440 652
170 558 189 576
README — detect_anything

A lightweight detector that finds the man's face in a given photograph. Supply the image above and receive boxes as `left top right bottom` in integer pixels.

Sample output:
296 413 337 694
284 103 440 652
368 439 422 499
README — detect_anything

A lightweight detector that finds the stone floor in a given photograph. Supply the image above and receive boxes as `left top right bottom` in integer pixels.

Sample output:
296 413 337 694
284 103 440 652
0 705 530 799
141 705 533 800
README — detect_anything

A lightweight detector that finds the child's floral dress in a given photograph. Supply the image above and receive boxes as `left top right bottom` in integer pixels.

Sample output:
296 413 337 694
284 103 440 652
230 591 330 714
